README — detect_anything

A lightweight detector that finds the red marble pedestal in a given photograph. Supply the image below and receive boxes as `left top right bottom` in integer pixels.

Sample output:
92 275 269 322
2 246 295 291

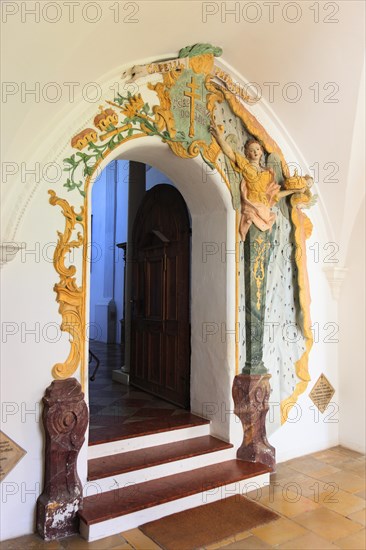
37 378 88 541
232 373 275 471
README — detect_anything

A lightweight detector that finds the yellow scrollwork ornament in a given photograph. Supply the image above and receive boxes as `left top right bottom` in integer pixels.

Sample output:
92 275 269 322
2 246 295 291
48 190 85 380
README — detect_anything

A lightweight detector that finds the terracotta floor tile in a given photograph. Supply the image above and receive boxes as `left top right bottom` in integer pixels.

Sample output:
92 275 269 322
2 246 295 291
0 535 63 549
334 447 365 459
251 517 307 545
312 448 348 462
319 471 365 494
311 453 346 466
277 531 340 549
285 456 341 478
345 462 366 479
266 476 339 504
246 482 283 503
294 507 364 541
323 459 360 471
318 489 365 516
312 447 363 465
273 471 310 486
347 508 366 526
60 533 131 549
122 528 163 550
307 465 345 480
270 463 298 481
355 489 366 500
336 528 366 549
215 534 272 549
261 489 320 518
276 474 323 501
205 530 251 549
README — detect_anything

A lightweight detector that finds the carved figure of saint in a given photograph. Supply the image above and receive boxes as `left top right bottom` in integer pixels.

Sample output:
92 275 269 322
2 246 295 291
210 123 311 240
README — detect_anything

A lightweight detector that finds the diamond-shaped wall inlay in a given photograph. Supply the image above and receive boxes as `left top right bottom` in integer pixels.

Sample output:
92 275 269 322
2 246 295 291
309 373 335 413
0 430 26 481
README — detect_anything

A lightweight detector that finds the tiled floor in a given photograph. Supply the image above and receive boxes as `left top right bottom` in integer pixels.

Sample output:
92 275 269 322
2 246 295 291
3 344 365 548
2 446 365 549
89 340 187 422
88 341 198 445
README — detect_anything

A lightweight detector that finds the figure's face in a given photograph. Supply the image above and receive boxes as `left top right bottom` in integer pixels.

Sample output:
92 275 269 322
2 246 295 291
246 142 263 162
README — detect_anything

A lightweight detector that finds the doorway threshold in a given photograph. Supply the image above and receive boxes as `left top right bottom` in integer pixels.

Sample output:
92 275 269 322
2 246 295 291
89 411 209 445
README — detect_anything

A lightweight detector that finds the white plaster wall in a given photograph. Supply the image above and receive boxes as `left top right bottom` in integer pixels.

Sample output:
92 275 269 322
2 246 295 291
339 201 366 453
0 196 78 539
338 66 366 454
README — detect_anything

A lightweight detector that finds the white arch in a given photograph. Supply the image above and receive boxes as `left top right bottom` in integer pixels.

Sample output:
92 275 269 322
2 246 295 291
85 137 237 441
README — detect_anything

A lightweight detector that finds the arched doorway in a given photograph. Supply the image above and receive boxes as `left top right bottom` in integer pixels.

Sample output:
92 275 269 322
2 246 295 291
87 163 195 444
84 138 236 444
130 184 191 408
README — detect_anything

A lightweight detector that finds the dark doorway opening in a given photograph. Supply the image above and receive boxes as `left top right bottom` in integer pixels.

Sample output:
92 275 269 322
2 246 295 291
88 163 192 443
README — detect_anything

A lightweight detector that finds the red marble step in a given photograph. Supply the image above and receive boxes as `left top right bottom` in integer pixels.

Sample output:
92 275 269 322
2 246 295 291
88 436 234 481
79 460 270 525
89 412 209 446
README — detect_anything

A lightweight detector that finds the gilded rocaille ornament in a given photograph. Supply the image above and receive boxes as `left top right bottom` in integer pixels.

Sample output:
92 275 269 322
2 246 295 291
48 190 84 381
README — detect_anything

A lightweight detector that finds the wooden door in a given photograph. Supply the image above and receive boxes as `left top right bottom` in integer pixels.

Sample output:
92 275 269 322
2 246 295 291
130 184 191 408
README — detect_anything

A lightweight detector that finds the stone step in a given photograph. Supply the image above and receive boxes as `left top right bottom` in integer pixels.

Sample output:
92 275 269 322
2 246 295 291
79 460 271 542
88 413 210 459
87 436 235 491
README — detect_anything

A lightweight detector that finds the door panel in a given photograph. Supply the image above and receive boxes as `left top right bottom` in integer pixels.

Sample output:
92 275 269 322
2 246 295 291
130 184 190 408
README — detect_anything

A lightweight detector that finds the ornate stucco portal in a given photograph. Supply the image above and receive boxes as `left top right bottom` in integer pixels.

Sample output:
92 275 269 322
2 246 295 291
39 42 316 540
49 42 314 416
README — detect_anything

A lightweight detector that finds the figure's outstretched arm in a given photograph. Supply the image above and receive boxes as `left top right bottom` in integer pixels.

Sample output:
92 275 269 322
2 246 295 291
210 122 236 163
277 188 306 199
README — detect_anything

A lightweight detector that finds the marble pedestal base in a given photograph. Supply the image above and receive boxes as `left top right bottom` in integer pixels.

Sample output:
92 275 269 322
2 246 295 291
37 378 88 540
232 373 275 471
